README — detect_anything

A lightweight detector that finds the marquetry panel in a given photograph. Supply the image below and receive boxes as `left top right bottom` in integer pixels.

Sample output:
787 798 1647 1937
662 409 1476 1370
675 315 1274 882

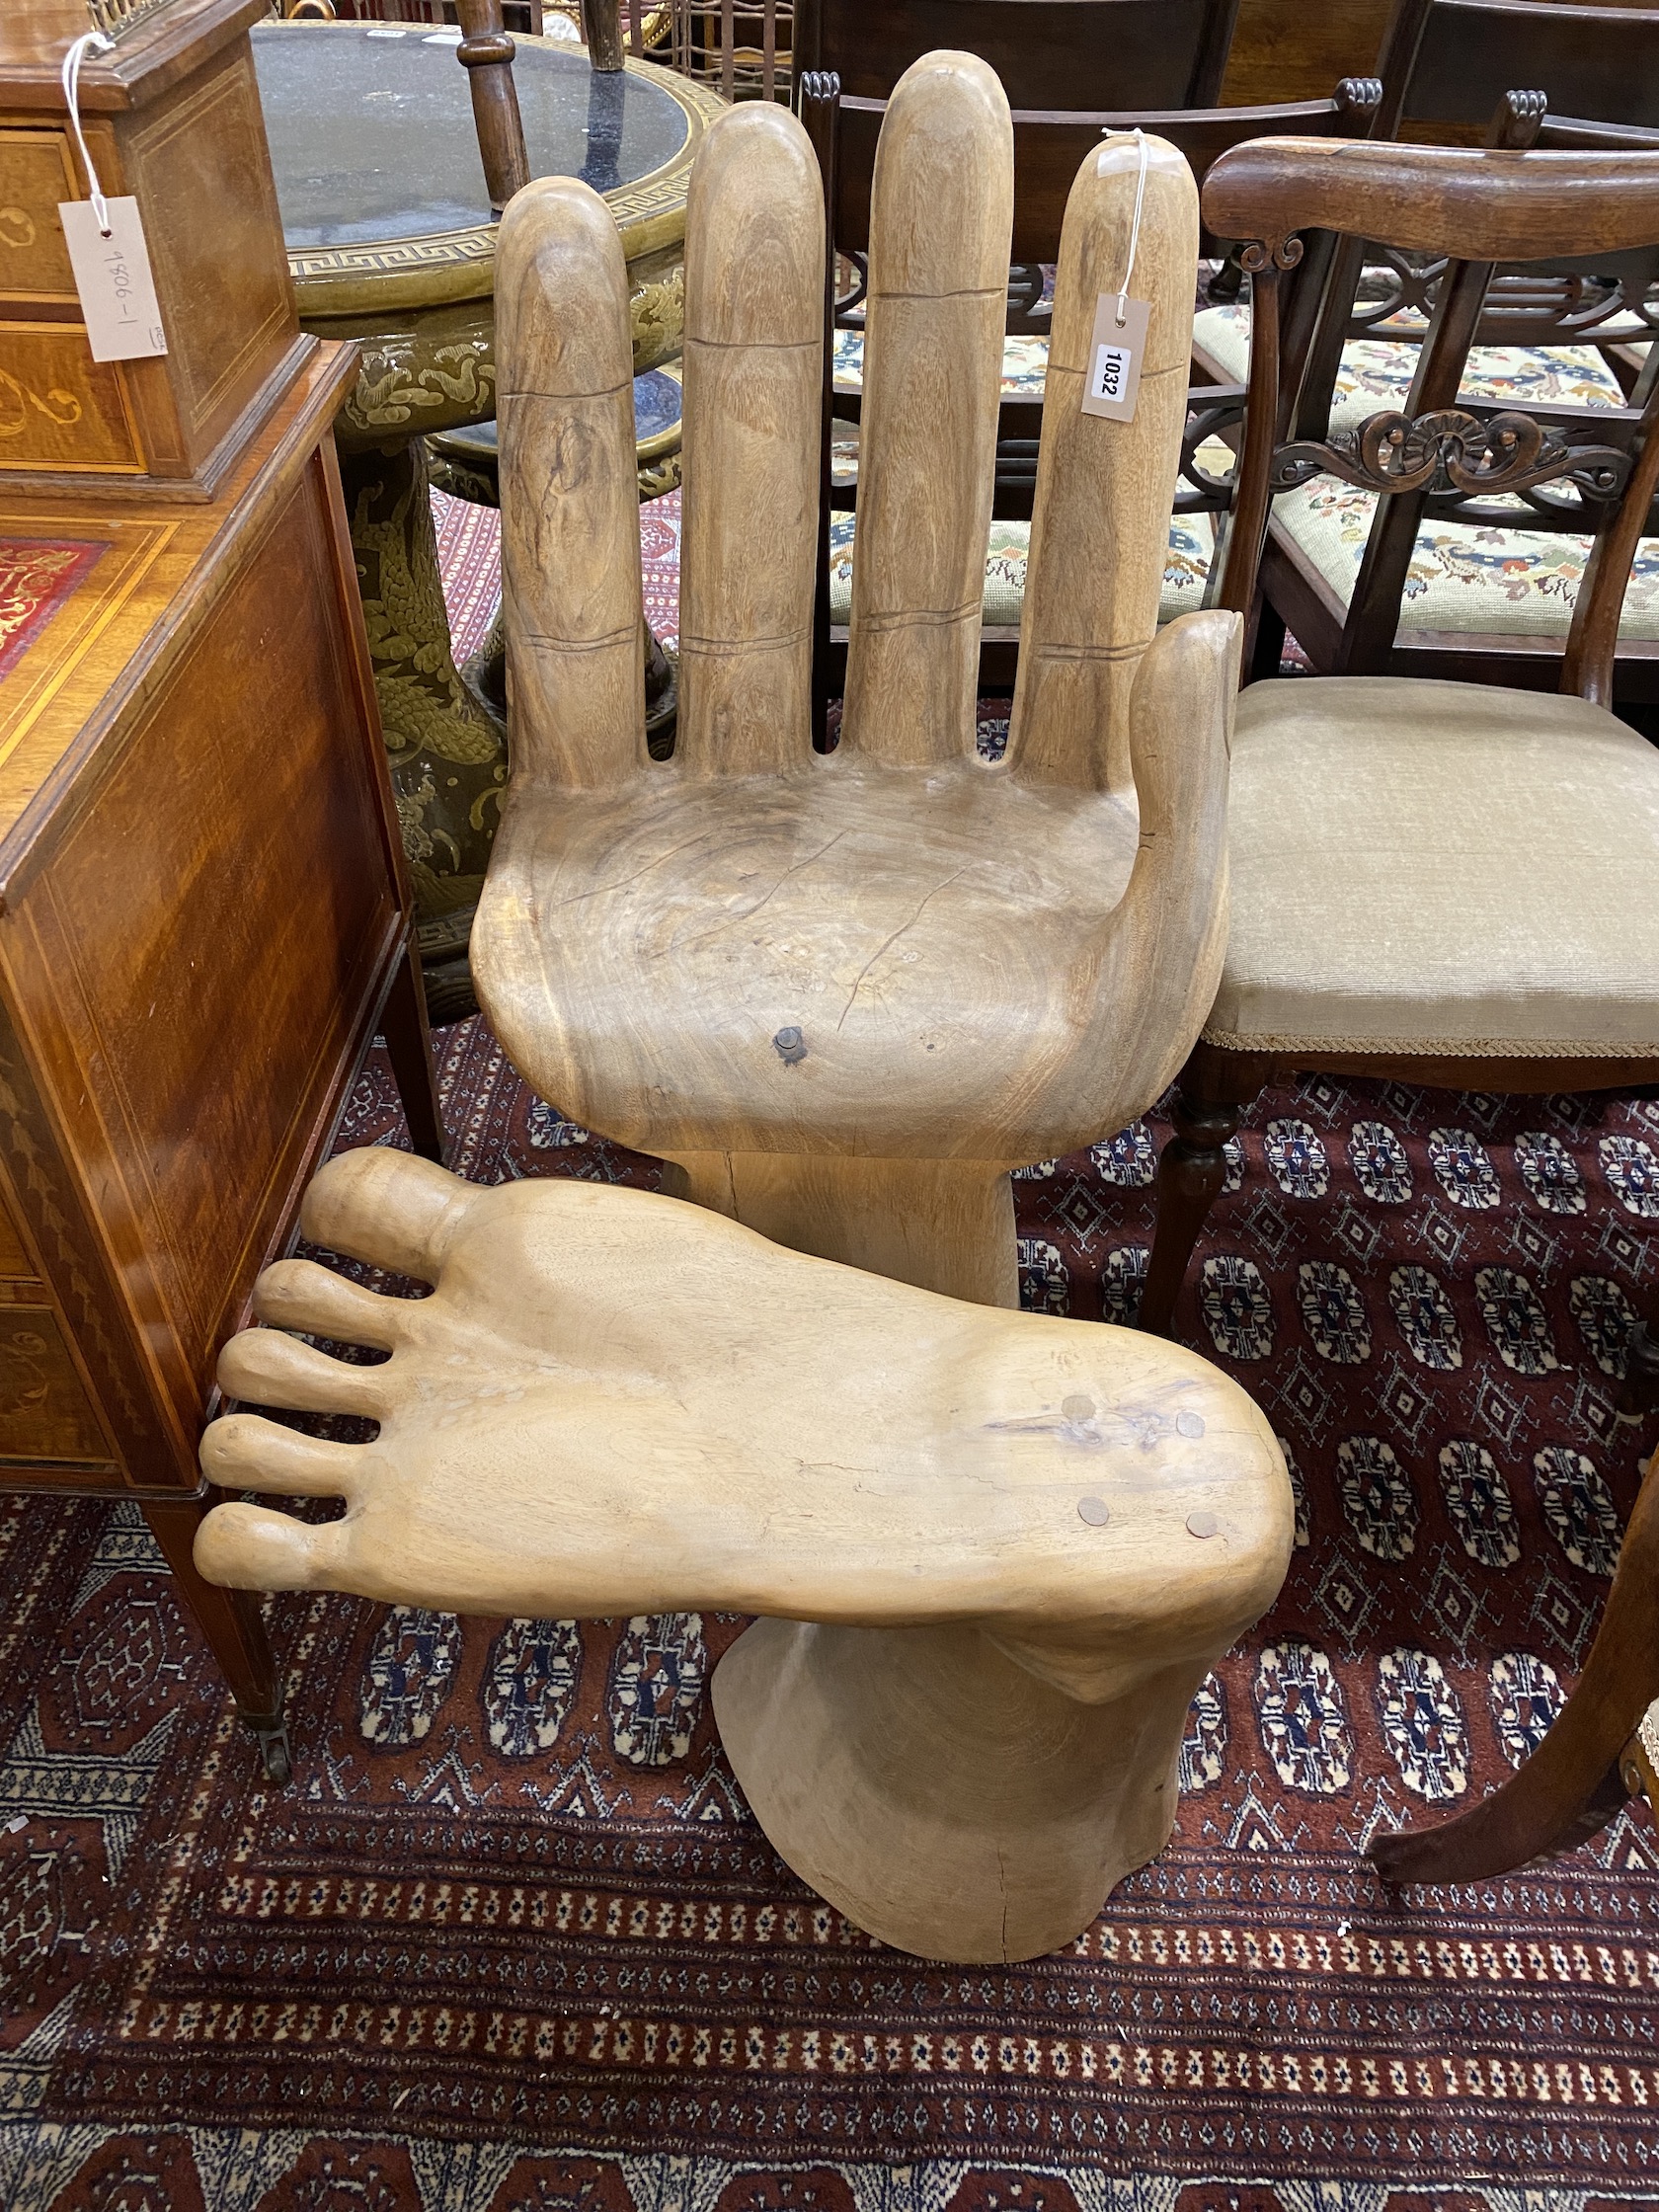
0 325 144 473
0 1303 117 1470
0 1189 37 1280
18 452 396 1396
0 128 78 303
117 39 297 476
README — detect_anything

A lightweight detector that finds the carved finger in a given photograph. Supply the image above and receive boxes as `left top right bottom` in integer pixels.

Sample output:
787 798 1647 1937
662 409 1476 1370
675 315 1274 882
1077 608 1240 1138
1008 134 1200 793
497 175 645 789
253 1257 413 1352
195 1500 353 1595
675 103 823 774
218 1327 393 1421
838 52 1012 766
199 1411 365 1500
298 1148 477 1282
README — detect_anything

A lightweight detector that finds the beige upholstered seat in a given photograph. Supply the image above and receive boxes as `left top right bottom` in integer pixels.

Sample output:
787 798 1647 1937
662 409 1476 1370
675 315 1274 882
1207 676 1659 1058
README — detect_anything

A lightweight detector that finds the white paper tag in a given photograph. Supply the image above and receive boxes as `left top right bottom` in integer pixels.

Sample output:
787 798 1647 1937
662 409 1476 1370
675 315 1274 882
1080 293 1148 423
58 198 168 363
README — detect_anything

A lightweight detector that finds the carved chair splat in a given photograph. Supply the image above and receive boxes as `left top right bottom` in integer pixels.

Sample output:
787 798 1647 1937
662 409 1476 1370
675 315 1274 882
475 53 1242 1307
1238 0 1659 690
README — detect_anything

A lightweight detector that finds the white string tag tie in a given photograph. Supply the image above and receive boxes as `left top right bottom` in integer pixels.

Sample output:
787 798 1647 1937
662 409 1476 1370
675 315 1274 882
57 32 169 362
1082 128 1150 423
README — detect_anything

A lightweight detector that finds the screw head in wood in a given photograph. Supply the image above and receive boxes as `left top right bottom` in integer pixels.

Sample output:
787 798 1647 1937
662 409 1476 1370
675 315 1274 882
772 1026 807 1065
1186 1510 1220 1539
1077 1496 1110 1527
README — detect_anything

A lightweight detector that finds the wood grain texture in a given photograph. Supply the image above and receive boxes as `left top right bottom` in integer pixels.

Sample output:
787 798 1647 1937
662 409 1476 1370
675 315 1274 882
1220 0 1392 105
1204 136 1659 263
663 1150 1019 1304
480 611 1236 1169
0 21 307 495
839 52 1013 768
1009 134 1201 794
195 1149 1292 1959
496 175 646 790
454 0 532 213
676 103 823 777
795 0 1241 110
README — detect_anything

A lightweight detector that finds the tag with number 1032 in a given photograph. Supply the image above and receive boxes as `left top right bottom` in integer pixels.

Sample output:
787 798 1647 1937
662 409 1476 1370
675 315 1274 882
1080 294 1148 424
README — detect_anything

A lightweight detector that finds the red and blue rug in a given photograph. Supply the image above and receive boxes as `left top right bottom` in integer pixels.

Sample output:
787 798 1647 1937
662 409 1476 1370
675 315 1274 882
2 496 1657 2210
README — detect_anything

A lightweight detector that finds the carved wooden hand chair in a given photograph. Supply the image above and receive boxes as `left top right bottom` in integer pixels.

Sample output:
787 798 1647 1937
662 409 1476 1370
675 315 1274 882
1193 0 1659 696
804 72 1382 711
473 53 1242 1306
194 1147 1290 1960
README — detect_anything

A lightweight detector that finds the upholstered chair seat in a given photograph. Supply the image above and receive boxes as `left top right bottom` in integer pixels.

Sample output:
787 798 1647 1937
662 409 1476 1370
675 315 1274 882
1210 675 1659 1060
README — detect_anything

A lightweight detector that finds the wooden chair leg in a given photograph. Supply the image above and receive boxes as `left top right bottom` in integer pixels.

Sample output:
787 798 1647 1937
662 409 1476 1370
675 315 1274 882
1371 1451 1659 1886
143 1494 290 1782
1248 599 1288 683
1620 1280 1659 1419
1140 1043 1270 1337
381 936 446 1165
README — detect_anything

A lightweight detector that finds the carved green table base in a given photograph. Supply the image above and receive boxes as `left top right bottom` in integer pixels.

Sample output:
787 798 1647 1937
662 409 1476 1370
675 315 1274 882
339 439 507 1005
256 26 723 1020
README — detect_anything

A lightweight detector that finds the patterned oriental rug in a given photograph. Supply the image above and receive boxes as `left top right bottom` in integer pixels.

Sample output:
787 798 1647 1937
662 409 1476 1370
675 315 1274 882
3 495 1659 2210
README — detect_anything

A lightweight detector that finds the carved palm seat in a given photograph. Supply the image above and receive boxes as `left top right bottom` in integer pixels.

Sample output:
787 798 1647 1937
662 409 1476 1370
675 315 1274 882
195 1147 1291 1960
471 52 1244 1304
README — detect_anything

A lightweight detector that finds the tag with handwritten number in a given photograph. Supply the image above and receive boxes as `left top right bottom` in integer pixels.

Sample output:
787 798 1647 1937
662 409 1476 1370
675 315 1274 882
1080 293 1148 423
59 198 168 363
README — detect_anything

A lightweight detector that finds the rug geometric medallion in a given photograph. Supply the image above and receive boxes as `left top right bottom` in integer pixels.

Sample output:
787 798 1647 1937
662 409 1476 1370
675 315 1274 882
3 498 1658 2210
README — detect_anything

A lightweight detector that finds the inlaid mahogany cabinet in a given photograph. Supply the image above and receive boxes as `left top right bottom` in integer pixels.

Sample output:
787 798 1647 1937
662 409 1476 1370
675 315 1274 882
0 0 442 1779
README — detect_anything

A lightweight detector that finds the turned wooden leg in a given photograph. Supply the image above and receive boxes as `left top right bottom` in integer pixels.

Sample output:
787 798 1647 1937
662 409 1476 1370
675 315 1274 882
143 1494 290 1783
1371 1451 1659 1885
663 1150 1018 1306
1141 1044 1272 1337
714 1619 1207 1961
381 937 445 1165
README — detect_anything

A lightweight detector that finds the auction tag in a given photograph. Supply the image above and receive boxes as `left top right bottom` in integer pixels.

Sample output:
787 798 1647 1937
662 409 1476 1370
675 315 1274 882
58 198 168 362
1080 293 1148 423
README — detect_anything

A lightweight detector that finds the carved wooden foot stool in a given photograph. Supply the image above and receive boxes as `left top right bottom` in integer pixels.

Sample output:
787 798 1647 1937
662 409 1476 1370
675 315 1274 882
197 1151 1292 1962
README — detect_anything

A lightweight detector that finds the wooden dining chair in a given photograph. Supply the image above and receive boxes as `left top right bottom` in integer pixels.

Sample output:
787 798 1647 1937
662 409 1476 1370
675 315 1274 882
1140 136 1659 1342
474 53 1242 1309
1207 0 1659 695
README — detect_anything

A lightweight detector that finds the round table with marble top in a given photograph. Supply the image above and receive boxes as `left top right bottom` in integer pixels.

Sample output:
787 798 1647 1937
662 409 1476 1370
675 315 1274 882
255 22 722 1011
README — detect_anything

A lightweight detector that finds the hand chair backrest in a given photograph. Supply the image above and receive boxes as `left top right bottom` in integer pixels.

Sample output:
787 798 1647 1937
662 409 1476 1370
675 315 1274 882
1204 137 1659 700
795 0 1242 110
800 72 1382 720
